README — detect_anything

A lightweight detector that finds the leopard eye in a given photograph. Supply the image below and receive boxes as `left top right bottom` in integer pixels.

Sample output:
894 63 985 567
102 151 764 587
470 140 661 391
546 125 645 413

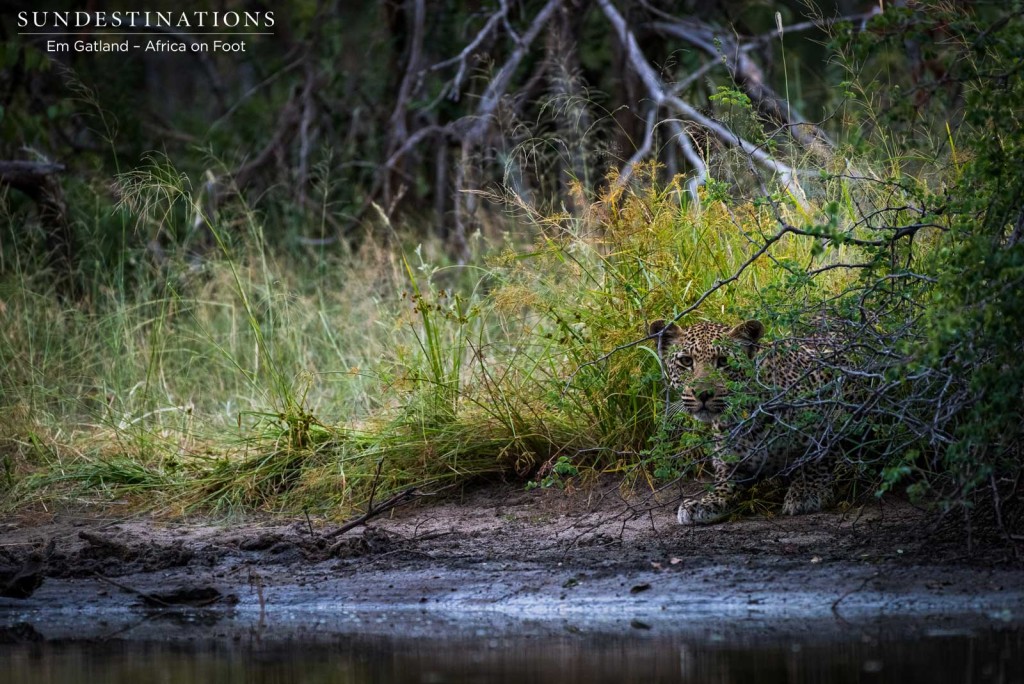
677 355 693 368
715 356 730 369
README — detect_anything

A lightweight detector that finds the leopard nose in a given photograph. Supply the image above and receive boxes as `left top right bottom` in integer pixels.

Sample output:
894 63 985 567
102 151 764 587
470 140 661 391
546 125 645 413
696 389 715 403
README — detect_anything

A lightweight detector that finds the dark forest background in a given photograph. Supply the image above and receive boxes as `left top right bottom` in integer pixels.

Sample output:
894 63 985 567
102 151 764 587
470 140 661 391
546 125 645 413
4 0 883 263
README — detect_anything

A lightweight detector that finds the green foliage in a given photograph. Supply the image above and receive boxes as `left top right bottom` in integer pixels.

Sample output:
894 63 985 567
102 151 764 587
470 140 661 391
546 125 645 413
526 455 580 490
791 3 1024 518
914 7 1024 503
2 3 1023 533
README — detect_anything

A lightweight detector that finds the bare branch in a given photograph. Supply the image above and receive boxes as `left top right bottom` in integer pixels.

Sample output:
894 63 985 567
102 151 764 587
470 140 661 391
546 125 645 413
296 64 319 210
613 107 658 190
669 56 723 95
450 0 563 261
595 0 805 192
651 19 834 152
426 4 509 102
122 23 228 112
232 89 304 190
385 0 427 205
669 120 708 201
748 9 883 45
464 0 564 144
0 160 65 187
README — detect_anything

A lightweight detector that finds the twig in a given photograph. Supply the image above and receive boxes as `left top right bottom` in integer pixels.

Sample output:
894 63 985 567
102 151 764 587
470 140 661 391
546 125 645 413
233 96 301 189
831 571 879 617
209 55 305 133
325 487 419 545
563 221 797 392
93 573 172 608
990 473 1022 561
747 9 883 45
366 458 385 512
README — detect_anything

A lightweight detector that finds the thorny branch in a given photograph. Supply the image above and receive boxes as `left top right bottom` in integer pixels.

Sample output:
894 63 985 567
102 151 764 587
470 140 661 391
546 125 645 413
562 220 807 393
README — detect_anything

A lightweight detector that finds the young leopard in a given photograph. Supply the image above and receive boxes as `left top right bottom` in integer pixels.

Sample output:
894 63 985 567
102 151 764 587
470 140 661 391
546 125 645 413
649 319 838 524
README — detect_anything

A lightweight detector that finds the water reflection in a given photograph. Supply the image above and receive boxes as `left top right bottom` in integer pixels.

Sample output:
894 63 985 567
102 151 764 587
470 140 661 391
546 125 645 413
2 628 1021 684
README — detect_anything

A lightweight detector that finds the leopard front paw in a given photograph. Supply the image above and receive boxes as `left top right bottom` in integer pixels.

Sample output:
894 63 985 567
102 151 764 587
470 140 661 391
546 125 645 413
677 497 728 525
782 487 831 516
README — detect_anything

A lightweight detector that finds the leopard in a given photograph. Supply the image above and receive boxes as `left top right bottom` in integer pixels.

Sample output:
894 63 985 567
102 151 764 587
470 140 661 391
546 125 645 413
649 318 841 525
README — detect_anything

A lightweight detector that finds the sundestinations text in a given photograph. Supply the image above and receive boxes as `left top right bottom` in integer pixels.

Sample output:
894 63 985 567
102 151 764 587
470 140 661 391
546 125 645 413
18 11 274 29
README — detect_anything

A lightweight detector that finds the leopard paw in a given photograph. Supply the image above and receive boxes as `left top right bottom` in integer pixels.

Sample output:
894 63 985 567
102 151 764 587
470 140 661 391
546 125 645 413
677 498 728 525
782 488 831 516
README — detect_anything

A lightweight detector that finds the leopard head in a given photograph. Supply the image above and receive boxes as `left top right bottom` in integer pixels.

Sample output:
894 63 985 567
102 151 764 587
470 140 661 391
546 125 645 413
648 319 765 423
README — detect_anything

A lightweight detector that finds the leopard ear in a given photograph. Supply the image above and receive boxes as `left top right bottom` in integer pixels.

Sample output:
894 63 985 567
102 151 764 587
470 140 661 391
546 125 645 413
728 319 764 343
649 319 681 340
728 320 764 357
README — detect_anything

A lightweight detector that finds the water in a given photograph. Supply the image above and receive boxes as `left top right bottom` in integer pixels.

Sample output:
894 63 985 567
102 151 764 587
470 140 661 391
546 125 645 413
3 627 1022 684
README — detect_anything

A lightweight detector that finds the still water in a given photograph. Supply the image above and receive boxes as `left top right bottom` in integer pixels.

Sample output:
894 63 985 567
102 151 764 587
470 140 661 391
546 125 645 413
3 627 1022 684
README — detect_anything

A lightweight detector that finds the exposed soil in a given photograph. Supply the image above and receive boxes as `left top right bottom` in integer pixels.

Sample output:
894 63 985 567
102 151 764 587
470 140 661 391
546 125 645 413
2 482 1023 643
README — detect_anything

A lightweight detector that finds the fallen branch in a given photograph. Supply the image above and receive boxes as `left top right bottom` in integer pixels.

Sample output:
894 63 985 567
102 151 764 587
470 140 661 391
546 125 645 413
0 539 53 599
325 488 419 553
0 160 65 186
323 458 416 545
78 530 131 557
831 571 879 617
93 573 173 608
94 573 230 608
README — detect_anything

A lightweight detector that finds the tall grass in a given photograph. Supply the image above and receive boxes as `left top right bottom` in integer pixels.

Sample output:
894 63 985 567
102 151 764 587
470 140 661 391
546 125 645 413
0 148 892 518
0 29 939 517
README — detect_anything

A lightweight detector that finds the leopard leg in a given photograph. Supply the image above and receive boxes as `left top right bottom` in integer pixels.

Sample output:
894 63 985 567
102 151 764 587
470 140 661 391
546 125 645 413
782 459 834 515
678 457 746 525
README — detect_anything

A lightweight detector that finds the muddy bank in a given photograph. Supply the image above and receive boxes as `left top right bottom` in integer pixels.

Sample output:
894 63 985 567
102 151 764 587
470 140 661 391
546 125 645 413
2 483 1022 642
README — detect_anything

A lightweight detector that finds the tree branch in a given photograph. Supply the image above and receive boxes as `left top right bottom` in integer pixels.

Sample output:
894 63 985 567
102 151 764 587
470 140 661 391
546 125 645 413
613 106 658 189
426 3 509 103
669 120 708 201
596 0 805 193
651 19 834 152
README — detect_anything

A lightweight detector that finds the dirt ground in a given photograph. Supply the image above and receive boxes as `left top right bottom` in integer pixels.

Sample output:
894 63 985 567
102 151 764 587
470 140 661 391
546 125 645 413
2 481 1023 642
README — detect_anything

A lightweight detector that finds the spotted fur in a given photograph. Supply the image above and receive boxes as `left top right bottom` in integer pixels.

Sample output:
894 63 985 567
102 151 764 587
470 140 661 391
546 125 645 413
650 319 837 524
